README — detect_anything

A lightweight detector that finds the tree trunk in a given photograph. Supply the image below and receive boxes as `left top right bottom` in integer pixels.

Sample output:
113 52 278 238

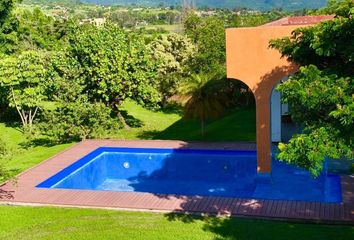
117 111 130 129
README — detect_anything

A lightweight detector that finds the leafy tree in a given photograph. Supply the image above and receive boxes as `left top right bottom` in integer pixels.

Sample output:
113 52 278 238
16 8 69 51
0 51 47 132
184 13 226 74
65 23 161 113
0 0 20 55
270 1 354 176
229 11 285 27
148 33 196 103
310 0 354 16
179 72 229 136
1 4 70 55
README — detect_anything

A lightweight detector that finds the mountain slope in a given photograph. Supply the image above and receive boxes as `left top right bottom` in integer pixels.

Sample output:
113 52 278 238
82 0 327 10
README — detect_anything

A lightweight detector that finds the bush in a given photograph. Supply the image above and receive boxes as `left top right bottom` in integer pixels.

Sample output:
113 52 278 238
40 100 121 143
0 138 10 182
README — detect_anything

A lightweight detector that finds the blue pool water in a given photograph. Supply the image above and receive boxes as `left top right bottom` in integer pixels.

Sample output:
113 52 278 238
37 147 342 203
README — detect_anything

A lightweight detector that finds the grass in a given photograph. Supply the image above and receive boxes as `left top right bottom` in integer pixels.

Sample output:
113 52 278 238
144 24 181 32
0 206 353 240
118 100 256 141
0 101 351 239
0 100 255 180
0 123 73 179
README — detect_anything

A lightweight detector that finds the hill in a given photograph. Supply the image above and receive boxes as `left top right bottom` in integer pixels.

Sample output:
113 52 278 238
23 0 327 11
82 0 327 10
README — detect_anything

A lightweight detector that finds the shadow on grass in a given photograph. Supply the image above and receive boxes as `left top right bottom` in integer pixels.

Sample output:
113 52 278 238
120 110 144 128
137 107 256 142
19 137 58 149
164 212 354 240
159 102 183 115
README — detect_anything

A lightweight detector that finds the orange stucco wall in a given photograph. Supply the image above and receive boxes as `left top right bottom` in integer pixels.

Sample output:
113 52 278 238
226 25 304 173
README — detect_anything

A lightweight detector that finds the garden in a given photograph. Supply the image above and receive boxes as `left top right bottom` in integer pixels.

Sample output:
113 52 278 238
0 0 353 239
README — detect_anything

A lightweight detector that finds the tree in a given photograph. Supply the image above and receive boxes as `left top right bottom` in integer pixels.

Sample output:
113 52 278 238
51 23 161 127
148 33 196 103
0 0 20 55
179 72 229 136
270 0 354 176
184 13 226 74
0 137 10 182
0 51 47 132
16 7 70 51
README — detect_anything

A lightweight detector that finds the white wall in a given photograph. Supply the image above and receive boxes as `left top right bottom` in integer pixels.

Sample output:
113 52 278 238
271 87 282 142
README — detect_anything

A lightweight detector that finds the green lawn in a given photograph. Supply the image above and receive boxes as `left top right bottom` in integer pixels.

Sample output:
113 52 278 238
0 100 255 180
118 100 256 141
0 101 352 240
0 123 73 179
0 206 353 240
144 24 181 32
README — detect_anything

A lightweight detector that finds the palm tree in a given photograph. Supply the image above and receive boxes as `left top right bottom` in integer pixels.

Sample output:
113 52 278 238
178 72 229 136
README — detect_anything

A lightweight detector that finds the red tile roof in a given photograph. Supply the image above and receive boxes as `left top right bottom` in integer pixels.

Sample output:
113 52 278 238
263 15 334 26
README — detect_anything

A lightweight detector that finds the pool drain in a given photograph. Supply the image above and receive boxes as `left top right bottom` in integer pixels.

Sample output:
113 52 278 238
123 162 130 169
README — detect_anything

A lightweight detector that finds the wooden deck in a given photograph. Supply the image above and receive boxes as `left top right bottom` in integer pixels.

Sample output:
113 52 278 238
1 140 353 223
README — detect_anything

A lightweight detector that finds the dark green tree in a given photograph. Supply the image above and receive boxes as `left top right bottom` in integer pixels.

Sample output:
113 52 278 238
270 0 354 176
0 0 20 55
70 23 160 107
17 8 70 51
184 13 226 74
48 23 161 128
0 51 47 132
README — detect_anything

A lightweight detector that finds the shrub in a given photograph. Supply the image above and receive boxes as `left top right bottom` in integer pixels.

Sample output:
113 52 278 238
0 138 10 182
40 100 121 143
0 138 8 157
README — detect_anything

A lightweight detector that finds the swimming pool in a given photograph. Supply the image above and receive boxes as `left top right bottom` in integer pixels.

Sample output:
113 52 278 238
37 147 342 203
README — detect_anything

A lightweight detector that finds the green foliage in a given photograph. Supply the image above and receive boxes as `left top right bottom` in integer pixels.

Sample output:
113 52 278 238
148 33 196 103
16 7 70 51
271 1 354 176
0 0 20 54
0 137 10 181
1 5 70 55
45 51 85 103
278 127 346 177
0 138 8 157
65 23 161 109
40 99 120 143
184 13 226 74
229 11 285 27
270 9 354 76
310 0 354 16
0 51 47 132
149 33 196 75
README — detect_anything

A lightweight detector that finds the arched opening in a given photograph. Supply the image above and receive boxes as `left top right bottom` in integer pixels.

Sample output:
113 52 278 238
228 79 256 108
270 77 301 145
226 79 256 141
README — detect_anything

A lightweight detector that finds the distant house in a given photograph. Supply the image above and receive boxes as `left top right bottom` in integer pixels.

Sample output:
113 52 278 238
80 17 106 26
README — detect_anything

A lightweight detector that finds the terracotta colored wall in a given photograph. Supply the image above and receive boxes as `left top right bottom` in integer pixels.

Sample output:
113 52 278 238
226 25 303 173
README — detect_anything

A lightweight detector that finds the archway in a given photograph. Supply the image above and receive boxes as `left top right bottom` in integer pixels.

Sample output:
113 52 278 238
226 16 333 175
226 25 300 175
